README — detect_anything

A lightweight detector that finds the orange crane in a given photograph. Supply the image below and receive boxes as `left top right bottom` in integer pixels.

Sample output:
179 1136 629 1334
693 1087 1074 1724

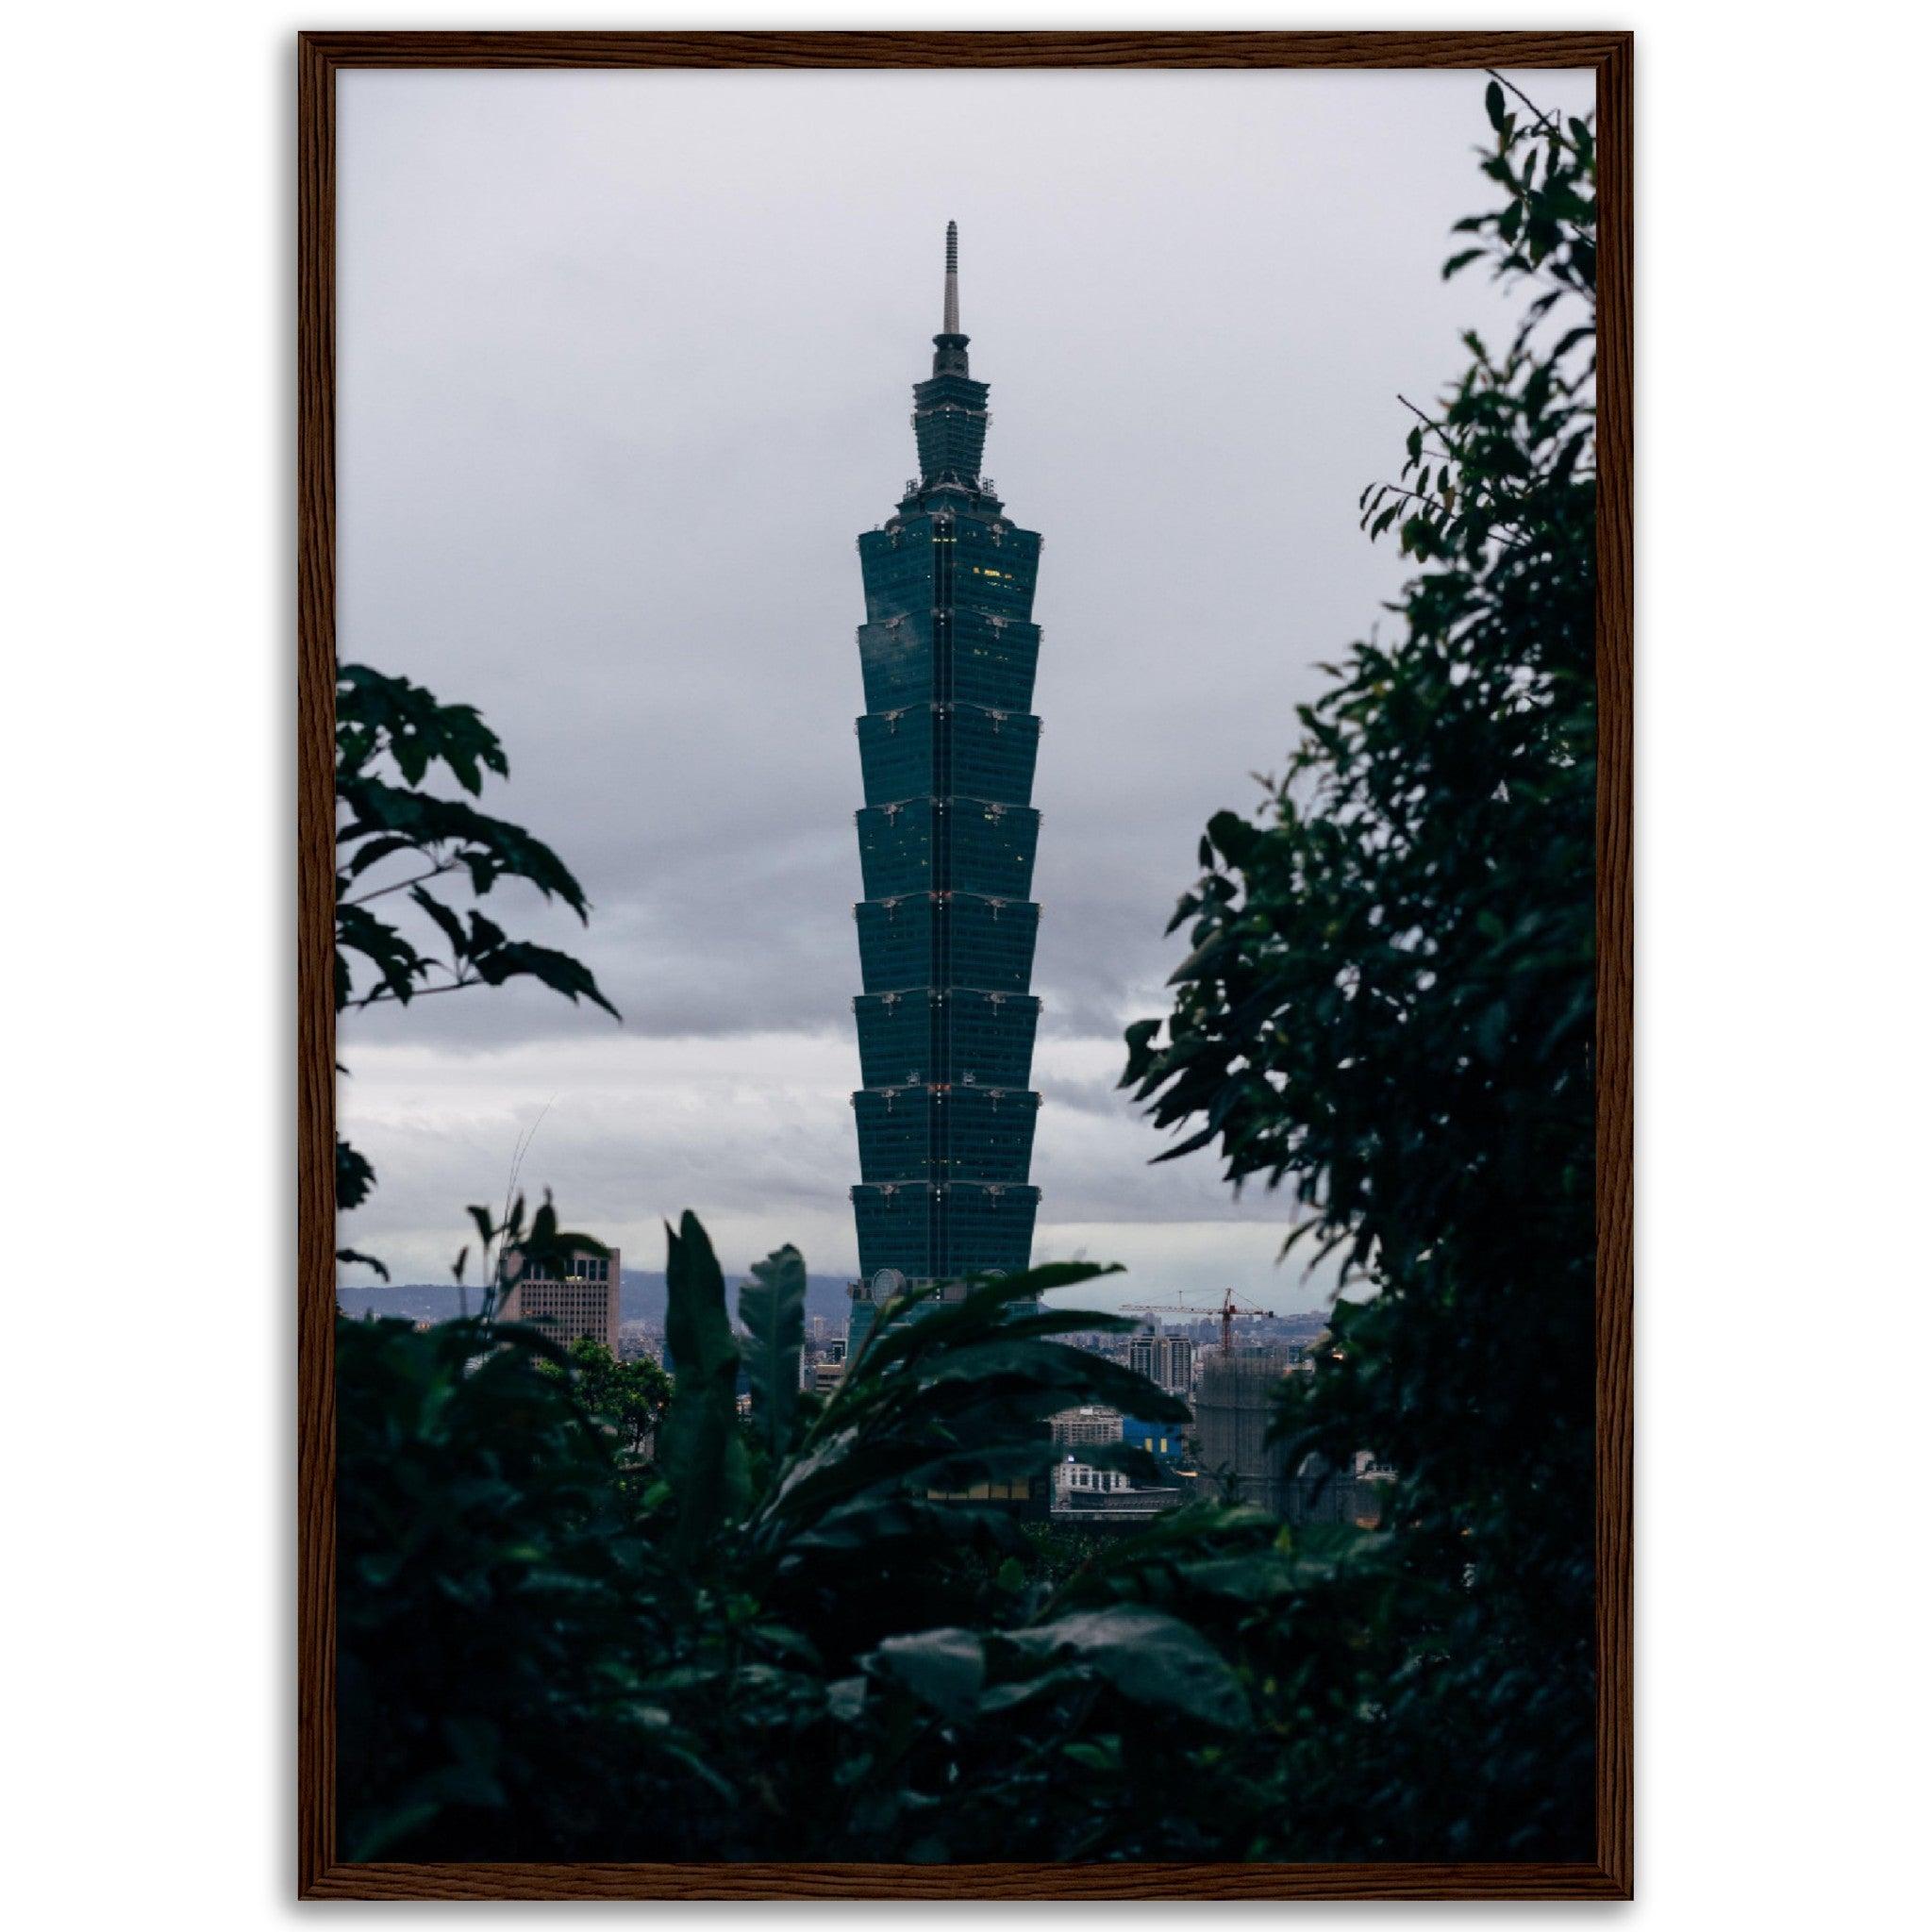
1120 1289 1275 1356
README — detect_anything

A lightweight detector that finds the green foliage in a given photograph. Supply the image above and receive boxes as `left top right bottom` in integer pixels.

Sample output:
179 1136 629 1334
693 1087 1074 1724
334 1134 375 1212
1004 1605 1250 1731
1013 1518 1111 1589
338 1220 1268 1861
334 663 617 1020
558 1337 670 1463
1122 76 1598 1858
334 1313 690 1861
658 1212 753 1564
334 662 618 1278
737 1241 806 1460
453 1188 611 1329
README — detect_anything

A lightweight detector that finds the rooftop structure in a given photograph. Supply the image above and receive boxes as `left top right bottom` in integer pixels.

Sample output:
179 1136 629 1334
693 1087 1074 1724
1051 1457 1187 1523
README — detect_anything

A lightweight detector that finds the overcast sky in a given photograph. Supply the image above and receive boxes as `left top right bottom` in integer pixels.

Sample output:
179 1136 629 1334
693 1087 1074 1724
335 64 1593 1308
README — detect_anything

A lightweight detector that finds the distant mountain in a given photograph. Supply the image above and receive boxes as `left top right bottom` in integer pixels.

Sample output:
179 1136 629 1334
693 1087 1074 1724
336 1269 856 1328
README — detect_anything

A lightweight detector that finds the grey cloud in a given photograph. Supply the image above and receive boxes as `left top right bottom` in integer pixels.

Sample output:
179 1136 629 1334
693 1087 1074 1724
339 1026 1320 1299
335 66 1594 1274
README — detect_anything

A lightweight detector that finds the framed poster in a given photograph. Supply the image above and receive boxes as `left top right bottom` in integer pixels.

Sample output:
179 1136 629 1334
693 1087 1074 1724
299 29 1631 1901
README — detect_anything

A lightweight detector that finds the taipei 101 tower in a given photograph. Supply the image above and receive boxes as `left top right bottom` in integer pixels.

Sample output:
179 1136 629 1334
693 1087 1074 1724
846 224 1045 1352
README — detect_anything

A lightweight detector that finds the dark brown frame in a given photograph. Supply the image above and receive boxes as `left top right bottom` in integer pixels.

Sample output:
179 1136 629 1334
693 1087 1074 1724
298 28 1632 1901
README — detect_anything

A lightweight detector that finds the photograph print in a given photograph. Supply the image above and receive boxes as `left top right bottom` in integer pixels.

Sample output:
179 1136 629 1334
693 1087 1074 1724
307 33 1630 1897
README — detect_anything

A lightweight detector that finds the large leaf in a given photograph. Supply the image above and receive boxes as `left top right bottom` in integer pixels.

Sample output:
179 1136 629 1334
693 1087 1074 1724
738 1243 806 1458
915 1336 1191 1424
750 1260 1185 1558
866 1626 985 1722
788 1492 1026 1557
1002 1606 1249 1732
840 1260 1121 1384
336 1134 376 1212
658 1212 751 1563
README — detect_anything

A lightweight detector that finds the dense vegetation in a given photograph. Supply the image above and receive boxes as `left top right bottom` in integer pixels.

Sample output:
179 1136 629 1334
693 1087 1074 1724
337 85 1599 1864
1122 75 1600 1856
340 1229 1262 1861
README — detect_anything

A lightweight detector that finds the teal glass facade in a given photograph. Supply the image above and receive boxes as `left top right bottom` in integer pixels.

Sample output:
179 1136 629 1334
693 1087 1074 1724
849 232 1042 1351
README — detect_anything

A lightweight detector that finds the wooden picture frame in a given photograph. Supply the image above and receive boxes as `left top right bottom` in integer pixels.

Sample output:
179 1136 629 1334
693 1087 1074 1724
298 28 1632 1901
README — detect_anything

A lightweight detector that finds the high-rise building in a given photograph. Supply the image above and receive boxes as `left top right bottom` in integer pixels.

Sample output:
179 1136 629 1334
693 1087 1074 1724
499 1245 621 1351
1128 1328 1196 1399
847 223 1044 1353
1166 1334 1195 1395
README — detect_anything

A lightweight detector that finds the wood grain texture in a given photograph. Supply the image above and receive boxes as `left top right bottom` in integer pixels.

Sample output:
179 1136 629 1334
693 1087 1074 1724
295 29 339 1907
298 29 1626 70
303 1859 1627 1902
295 28 1634 1903
1590 32 1636 1904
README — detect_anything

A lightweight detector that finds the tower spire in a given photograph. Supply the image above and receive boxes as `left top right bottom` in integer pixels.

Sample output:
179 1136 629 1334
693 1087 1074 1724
942 220 959 335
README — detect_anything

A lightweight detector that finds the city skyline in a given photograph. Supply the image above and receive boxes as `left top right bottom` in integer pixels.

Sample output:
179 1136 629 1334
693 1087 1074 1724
332 66 1594 1303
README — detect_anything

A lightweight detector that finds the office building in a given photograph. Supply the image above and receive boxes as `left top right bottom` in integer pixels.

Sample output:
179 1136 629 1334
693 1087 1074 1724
1049 1405 1125 1448
499 1244 621 1351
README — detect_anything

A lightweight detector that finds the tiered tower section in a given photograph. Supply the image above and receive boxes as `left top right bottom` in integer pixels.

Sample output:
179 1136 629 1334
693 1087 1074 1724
848 224 1043 1349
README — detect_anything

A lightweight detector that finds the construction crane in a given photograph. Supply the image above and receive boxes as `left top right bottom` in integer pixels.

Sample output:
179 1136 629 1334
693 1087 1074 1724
1120 1289 1275 1356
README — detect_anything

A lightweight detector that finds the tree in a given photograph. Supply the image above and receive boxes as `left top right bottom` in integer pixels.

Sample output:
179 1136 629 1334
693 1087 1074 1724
333 663 618 1275
1123 76 1599 1857
559 1337 671 1465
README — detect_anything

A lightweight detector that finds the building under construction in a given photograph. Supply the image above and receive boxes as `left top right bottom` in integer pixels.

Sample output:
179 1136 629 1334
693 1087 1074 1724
1192 1346 1390 1526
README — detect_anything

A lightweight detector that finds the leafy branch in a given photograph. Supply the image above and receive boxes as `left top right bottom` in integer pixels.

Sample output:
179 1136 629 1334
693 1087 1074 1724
333 662 620 1279
334 663 620 1021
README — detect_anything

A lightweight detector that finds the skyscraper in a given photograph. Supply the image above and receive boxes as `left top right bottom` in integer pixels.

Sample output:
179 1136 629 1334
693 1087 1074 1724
1129 1328 1197 1400
847 224 1043 1352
